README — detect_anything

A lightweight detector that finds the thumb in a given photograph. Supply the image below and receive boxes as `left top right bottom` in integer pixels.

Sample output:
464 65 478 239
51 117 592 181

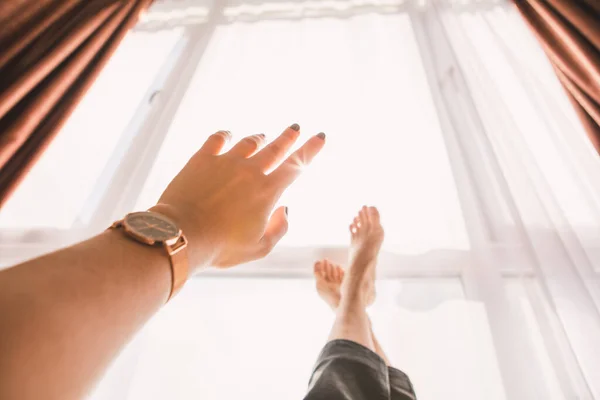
258 206 289 257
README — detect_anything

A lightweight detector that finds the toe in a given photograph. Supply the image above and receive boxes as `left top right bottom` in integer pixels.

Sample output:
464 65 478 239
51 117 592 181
359 206 370 225
349 223 357 235
328 262 337 281
368 206 380 224
323 260 331 280
314 261 323 277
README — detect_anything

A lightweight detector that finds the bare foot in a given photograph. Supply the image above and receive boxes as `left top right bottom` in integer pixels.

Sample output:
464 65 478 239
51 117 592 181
314 260 345 310
343 206 384 306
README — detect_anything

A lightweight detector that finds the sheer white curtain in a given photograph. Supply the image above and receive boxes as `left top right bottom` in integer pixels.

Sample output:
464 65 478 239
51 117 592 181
0 0 598 399
418 2 600 397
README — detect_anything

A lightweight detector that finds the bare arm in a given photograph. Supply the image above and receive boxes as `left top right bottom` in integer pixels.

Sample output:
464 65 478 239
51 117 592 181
0 125 325 400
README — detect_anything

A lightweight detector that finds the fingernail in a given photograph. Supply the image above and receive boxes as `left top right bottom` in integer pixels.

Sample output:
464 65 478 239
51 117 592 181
257 133 266 139
284 207 289 217
290 123 300 131
219 130 231 138
316 132 326 140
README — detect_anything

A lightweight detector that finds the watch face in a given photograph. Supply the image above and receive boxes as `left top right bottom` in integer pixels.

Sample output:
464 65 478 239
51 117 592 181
123 212 180 243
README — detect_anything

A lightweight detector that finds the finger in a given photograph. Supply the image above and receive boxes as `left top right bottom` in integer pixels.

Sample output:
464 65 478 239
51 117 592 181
258 206 289 257
228 134 266 158
200 130 231 155
252 124 301 172
269 133 326 189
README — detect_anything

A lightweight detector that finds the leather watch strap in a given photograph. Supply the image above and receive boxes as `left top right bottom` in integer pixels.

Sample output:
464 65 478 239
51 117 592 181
164 235 189 301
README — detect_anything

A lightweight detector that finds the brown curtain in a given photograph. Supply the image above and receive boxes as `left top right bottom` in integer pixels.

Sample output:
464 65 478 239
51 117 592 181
514 0 600 155
0 0 153 207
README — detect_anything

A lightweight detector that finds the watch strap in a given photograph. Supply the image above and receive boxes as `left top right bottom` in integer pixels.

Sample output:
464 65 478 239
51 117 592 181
109 217 188 302
163 235 189 300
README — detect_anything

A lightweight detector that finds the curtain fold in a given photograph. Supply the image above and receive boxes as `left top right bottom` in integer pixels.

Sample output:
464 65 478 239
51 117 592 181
513 0 600 155
0 0 153 207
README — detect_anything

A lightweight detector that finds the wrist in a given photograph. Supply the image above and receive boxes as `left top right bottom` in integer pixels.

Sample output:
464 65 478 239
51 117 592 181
148 203 215 272
102 228 173 302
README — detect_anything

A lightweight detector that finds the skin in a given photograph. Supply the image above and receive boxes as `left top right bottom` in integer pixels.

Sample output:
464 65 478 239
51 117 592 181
0 125 325 400
321 206 388 358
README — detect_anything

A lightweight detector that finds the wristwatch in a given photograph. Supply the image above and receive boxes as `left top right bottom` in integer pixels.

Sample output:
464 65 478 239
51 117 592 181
110 211 189 301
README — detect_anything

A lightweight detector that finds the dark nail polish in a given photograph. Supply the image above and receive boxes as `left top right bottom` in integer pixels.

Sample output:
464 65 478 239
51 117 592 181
285 207 289 217
317 132 326 140
290 123 300 131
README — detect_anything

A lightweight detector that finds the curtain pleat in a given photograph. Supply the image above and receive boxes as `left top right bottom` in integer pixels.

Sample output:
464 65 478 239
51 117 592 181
0 0 153 207
514 0 600 155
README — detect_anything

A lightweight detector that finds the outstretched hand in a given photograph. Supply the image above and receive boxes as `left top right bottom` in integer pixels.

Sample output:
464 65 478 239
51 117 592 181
154 124 325 270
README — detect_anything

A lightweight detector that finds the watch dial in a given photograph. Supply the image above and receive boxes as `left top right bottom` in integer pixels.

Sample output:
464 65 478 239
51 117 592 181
124 212 179 242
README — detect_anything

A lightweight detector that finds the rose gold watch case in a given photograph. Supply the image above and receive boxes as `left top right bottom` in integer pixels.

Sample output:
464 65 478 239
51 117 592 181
118 211 182 245
110 211 189 301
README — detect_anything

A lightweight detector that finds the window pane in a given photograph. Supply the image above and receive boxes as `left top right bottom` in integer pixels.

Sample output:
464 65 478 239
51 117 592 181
135 15 469 254
89 278 505 400
0 29 184 229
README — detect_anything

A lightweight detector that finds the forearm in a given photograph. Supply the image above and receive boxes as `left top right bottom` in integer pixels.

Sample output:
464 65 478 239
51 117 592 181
0 125 324 399
0 229 173 400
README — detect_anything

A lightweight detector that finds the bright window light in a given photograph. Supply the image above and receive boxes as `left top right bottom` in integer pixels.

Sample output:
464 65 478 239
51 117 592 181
89 278 506 400
135 14 469 254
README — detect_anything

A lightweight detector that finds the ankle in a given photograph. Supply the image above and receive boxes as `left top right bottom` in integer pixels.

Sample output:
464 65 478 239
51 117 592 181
339 291 370 312
348 253 378 272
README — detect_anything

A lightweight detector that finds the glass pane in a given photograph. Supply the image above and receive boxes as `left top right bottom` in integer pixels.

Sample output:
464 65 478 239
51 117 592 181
0 28 184 229
135 14 469 254
89 277 506 400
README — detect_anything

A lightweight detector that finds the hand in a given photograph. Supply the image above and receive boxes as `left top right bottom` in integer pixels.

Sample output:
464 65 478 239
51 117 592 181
153 125 326 271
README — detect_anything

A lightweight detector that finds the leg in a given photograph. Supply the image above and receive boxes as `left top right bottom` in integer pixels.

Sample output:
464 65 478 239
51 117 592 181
328 291 376 351
314 261 390 363
314 205 385 352
369 323 417 400
329 205 383 351
308 207 417 400
370 321 392 366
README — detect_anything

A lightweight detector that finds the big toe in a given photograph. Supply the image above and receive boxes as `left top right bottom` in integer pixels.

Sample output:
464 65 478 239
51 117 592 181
314 260 324 277
368 206 380 224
